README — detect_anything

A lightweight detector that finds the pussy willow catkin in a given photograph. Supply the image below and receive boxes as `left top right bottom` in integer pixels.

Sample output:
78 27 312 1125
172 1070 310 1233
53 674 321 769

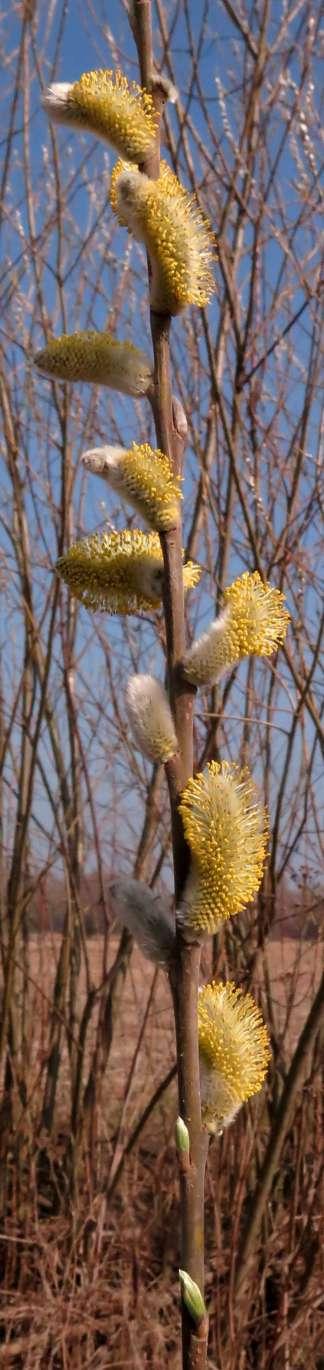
34 333 152 397
178 761 268 936
183 571 289 686
110 159 216 314
43 68 158 160
82 444 181 531
198 980 271 1132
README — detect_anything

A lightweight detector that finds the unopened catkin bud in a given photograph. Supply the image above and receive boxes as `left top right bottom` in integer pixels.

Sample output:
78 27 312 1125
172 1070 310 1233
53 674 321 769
179 1270 206 1324
198 980 271 1133
110 159 216 314
126 675 178 762
34 333 152 397
43 69 158 160
183 571 289 686
175 1116 190 1155
149 74 178 105
57 529 201 615
109 878 175 963
82 444 181 531
178 761 268 937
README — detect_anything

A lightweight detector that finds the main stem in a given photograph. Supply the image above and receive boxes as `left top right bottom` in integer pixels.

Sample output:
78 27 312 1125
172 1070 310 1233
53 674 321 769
132 5 209 1364
152 294 209 1370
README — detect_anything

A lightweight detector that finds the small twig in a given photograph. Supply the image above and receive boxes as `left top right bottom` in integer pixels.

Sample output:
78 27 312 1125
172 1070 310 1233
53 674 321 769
219 0 259 60
107 967 159 1188
106 1062 177 1199
237 294 313 390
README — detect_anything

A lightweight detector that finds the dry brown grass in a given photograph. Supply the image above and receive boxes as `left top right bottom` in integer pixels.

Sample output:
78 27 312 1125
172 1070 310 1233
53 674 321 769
0 935 322 1368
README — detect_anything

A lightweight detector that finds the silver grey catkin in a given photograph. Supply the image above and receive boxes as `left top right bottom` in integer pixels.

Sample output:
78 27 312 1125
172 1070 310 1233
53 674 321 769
109 878 175 964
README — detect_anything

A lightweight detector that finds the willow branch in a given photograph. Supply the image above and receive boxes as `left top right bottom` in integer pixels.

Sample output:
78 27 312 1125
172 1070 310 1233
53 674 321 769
131 5 208 1365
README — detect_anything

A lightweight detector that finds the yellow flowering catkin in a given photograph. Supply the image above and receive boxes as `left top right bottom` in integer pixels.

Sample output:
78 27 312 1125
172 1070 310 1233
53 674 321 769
57 529 201 615
110 159 216 314
126 675 178 761
82 444 181 531
178 761 267 936
43 69 158 160
183 571 289 686
34 333 153 397
198 980 271 1132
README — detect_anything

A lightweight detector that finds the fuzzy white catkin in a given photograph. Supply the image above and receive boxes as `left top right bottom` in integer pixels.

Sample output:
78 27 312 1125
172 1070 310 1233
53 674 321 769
109 878 175 963
126 675 178 763
183 609 233 686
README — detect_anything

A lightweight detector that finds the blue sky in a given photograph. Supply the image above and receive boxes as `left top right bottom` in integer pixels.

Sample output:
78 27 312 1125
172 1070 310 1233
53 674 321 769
1 1 323 888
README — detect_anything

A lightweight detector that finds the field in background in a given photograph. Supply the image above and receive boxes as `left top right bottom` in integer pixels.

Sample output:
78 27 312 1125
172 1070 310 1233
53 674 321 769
24 933 322 1140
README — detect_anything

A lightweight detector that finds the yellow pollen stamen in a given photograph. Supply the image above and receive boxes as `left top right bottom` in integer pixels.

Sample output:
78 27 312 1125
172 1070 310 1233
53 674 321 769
82 443 181 531
198 980 271 1131
57 529 201 615
178 760 268 935
34 333 152 397
44 69 158 160
184 571 289 686
110 158 216 314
